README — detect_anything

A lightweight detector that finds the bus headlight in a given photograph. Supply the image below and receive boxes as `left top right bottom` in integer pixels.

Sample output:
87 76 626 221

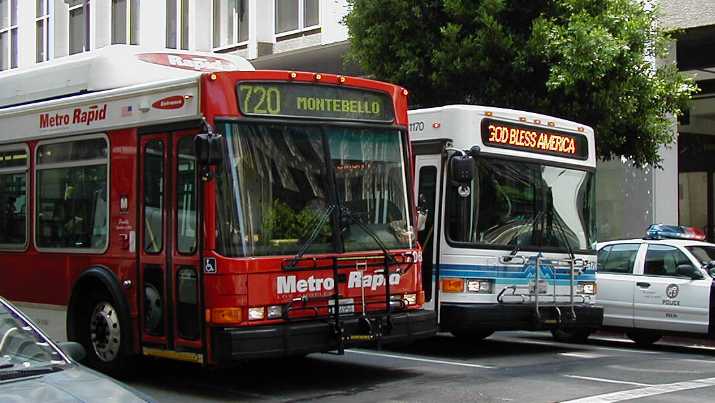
248 307 265 320
403 293 417 305
267 305 283 319
577 282 597 295
466 279 494 294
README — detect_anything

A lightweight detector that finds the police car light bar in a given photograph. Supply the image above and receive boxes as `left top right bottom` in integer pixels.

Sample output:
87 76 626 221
645 224 706 241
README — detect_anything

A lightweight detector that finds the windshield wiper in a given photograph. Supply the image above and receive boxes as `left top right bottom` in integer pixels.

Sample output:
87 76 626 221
339 206 398 266
0 363 66 380
550 213 575 260
504 211 544 259
285 204 336 270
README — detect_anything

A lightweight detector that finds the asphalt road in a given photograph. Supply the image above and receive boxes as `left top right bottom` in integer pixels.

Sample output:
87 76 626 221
126 332 715 402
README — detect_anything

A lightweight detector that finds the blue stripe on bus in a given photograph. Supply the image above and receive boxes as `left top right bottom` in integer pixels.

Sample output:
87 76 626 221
439 263 596 282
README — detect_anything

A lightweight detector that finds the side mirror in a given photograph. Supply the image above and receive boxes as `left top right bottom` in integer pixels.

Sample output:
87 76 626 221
194 133 223 166
58 341 86 362
450 155 475 184
677 264 704 280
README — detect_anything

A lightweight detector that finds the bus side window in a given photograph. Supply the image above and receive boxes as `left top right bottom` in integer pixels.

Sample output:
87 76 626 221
0 148 28 249
36 138 109 251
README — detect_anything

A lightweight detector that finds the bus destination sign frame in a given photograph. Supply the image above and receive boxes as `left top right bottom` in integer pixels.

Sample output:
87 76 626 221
480 118 589 160
236 82 395 123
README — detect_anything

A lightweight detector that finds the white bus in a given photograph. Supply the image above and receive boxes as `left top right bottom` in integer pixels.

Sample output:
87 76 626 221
410 105 603 341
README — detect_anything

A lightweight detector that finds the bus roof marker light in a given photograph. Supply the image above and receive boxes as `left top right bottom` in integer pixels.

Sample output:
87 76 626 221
314 73 322 81
432 122 441 129
519 117 527 122
209 73 217 81
402 89 409 96
338 75 346 84
548 121 555 127
533 119 541 125
484 111 493 117
578 127 585 132
289 71 297 79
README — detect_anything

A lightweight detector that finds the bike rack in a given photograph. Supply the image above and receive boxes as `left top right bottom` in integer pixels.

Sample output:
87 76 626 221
280 252 415 354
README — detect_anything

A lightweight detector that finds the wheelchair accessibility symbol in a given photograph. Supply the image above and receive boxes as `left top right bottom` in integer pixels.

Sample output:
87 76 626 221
204 257 217 274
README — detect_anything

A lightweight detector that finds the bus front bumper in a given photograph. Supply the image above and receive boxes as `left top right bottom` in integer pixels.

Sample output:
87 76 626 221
211 309 436 363
440 303 603 332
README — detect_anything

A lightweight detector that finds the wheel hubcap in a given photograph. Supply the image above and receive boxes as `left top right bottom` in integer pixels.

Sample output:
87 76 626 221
90 301 121 362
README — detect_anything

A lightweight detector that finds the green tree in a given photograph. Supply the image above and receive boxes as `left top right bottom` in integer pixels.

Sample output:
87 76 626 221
345 0 697 166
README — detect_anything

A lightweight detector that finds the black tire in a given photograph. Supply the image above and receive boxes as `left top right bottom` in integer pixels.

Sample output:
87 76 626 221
451 329 494 341
75 291 134 377
626 331 662 346
551 328 592 343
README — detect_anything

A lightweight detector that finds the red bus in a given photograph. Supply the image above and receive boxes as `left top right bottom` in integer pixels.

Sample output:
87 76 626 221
0 45 435 373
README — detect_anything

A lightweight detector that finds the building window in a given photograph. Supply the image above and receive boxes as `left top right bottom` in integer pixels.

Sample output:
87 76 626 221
0 0 18 70
0 147 28 249
68 0 90 55
36 0 51 62
112 0 139 45
36 137 109 251
212 0 248 49
275 0 318 35
166 0 189 50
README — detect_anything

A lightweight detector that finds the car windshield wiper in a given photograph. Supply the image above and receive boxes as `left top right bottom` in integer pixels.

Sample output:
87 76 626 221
339 206 398 265
285 204 336 270
0 362 66 380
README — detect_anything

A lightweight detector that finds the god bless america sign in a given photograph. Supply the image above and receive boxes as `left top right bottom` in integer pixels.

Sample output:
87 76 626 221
481 118 589 160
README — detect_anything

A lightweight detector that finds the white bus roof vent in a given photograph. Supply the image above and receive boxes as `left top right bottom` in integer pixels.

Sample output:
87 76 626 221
0 45 255 109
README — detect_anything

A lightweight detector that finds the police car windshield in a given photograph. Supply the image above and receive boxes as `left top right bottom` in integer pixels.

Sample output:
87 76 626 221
685 245 715 266
446 156 596 252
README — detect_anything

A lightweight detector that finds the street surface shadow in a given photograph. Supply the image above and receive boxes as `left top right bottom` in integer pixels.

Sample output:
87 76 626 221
382 332 579 359
128 354 419 401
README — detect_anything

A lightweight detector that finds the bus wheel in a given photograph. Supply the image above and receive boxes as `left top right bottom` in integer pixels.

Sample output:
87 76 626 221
626 331 661 347
78 293 132 376
451 330 494 341
551 328 592 343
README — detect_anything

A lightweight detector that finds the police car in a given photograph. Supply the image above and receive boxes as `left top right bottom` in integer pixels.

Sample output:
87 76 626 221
592 225 715 346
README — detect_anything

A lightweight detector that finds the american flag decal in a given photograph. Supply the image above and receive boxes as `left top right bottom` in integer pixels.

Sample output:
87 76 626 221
121 105 133 117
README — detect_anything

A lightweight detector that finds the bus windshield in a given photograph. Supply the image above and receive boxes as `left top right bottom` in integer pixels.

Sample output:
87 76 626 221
215 122 413 257
447 157 596 252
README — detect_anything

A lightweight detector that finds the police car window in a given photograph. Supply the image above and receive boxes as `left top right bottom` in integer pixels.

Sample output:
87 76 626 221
644 244 691 277
686 246 715 265
600 243 638 274
597 246 611 272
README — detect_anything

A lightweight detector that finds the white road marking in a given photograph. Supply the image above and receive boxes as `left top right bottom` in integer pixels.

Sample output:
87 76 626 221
683 358 715 365
564 375 652 387
559 352 608 359
498 336 660 355
562 376 715 403
346 349 494 369
608 364 699 374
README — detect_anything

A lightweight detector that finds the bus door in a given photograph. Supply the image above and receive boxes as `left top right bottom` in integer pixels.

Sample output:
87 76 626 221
139 131 204 362
414 154 442 312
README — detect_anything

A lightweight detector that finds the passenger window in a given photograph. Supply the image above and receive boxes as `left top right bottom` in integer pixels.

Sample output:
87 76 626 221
0 148 28 249
36 138 109 250
144 140 164 254
600 243 639 274
176 137 196 254
644 244 692 277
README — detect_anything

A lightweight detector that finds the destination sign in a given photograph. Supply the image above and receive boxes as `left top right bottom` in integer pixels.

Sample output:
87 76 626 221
481 118 588 160
237 82 395 122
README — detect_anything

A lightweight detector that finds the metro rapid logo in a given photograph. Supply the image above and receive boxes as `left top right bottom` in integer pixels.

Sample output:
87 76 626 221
39 104 108 129
277 271 401 294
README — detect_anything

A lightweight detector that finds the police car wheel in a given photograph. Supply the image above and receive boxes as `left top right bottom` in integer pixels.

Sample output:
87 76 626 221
550 328 591 343
451 330 494 341
626 331 661 346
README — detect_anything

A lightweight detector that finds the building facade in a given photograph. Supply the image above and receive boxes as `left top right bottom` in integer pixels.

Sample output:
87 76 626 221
0 0 353 74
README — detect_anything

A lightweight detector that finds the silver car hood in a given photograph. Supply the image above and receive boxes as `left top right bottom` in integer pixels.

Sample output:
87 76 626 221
0 365 151 403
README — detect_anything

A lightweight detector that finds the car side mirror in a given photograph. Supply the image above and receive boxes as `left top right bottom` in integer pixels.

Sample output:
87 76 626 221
58 341 86 362
677 264 704 280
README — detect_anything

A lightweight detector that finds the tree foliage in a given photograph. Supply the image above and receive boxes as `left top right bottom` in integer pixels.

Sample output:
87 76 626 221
345 0 697 166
